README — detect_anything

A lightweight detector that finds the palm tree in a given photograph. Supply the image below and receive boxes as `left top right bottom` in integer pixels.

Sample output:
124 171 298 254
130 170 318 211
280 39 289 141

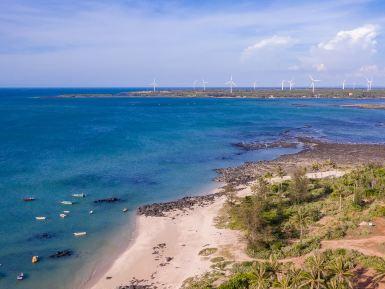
301 269 326 289
326 278 346 289
250 264 271 289
273 274 301 289
302 253 327 289
291 207 312 241
276 165 286 192
373 264 385 285
326 257 354 289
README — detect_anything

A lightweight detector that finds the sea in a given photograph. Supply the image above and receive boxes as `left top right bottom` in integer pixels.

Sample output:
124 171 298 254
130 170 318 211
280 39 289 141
1 88 385 289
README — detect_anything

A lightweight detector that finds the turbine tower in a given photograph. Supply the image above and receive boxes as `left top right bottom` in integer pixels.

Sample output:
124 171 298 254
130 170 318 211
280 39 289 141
288 79 295 91
342 80 346 90
150 78 157 92
281 80 286 91
366 78 373 91
253 81 257 91
201 79 208 91
225 75 237 93
309 75 321 93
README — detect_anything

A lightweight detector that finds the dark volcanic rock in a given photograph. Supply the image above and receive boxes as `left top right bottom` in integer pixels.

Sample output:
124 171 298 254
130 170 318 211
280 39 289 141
137 194 222 217
49 250 73 258
29 232 56 241
93 197 121 204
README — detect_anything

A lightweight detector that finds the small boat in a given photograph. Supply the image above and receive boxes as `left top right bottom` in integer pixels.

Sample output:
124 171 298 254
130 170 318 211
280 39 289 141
72 193 86 198
23 197 36 202
122 208 128 213
63 210 70 214
61 201 73 205
59 213 67 218
89 210 94 214
73 232 87 237
35 216 46 221
17 272 24 280
32 256 39 264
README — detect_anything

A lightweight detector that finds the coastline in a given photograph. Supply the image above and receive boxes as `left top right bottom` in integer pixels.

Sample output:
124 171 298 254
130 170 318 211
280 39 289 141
86 137 385 289
87 186 250 289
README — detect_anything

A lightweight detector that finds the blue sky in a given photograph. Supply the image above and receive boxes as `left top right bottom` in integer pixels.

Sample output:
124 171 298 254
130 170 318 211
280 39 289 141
0 0 385 87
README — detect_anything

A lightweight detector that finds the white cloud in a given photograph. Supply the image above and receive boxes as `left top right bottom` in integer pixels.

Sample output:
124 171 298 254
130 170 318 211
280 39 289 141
318 24 378 52
242 35 295 59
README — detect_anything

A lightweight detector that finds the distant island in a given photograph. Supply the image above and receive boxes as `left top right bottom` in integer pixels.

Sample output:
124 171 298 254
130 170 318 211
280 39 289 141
56 88 385 99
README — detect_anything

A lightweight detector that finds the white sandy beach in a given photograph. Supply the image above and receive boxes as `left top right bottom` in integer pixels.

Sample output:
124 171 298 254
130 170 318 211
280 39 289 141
88 188 250 289
88 170 346 289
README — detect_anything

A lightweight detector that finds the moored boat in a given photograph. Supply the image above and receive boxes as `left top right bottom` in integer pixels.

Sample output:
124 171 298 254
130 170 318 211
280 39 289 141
122 208 128 212
59 213 67 218
61 201 73 205
73 232 87 237
23 197 36 202
63 210 70 214
72 193 86 198
35 216 46 221
17 273 24 280
32 256 39 264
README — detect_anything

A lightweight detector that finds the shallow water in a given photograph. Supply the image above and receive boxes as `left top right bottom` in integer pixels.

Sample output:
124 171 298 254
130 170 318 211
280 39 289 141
1 88 385 289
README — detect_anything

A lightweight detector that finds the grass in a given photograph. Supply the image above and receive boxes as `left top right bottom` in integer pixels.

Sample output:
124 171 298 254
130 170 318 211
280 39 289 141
199 248 218 256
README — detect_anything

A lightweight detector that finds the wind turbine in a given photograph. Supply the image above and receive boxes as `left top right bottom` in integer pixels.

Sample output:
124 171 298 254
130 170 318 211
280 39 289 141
252 81 257 91
225 75 237 93
309 75 321 93
150 78 157 92
366 77 373 91
201 79 208 91
281 80 286 91
342 80 346 90
288 79 295 91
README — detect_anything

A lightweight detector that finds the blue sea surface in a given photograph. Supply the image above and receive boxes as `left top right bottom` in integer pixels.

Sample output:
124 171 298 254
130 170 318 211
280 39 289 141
1 88 385 289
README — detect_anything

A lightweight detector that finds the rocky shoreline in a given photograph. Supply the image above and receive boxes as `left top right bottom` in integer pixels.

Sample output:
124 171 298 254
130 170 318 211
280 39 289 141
136 137 385 217
137 193 223 217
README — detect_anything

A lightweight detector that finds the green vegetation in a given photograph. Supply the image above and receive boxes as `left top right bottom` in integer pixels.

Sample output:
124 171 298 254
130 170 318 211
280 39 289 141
183 249 385 289
199 248 218 256
184 165 385 288
221 165 385 258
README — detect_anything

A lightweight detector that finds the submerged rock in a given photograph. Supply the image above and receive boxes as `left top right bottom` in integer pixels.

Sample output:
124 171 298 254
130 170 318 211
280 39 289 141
93 197 121 204
49 250 73 258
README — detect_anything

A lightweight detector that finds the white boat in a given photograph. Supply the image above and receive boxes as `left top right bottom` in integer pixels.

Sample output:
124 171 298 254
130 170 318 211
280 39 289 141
17 272 24 280
63 210 70 214
59 213 67 218
72 193 86 198
89 210 94 214
122 208 128 213
61 201 73 205
35 216 46 221
73 232 87 237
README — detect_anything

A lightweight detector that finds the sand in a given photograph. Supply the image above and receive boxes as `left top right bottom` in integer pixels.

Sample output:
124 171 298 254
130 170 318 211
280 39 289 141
87 170 346 289
88 189 250 289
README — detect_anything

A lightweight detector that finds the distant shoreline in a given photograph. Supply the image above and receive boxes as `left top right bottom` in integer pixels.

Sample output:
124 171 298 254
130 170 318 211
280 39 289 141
54 88 385 99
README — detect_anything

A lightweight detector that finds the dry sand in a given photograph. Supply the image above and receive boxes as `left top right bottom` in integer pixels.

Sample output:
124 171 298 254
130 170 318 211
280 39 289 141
88 188 250 289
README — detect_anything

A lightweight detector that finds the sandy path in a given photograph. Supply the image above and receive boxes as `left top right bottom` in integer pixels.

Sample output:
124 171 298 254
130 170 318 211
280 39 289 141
88 194 249 289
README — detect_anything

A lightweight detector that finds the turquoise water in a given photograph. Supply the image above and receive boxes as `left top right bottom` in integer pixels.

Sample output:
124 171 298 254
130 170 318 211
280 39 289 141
1 88 385 289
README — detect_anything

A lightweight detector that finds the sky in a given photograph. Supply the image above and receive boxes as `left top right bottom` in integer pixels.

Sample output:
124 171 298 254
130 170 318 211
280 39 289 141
1 0 385 87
